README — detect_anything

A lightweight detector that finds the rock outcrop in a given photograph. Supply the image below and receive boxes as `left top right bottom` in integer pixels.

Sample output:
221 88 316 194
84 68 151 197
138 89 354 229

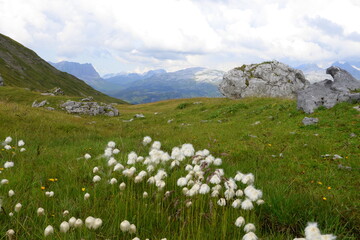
32 100 48 108
60 101 119 117
219 61 309 99
297 66 360 113
0 73 4 86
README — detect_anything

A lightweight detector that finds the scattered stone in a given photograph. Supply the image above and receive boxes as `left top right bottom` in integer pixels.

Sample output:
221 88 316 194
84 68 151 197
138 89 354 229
297 66 360 113
314 133 319 137
41 93 55 96
219 60 309 99
60 100 119 116
333 154 342 160
134 114 145 118
353 106 360 112
279 153 283 158
45 107 55 111
87 121 97 124
268 116 274 120
81 96 94 102
200 120 209 123
289 132 296 134
167 119 173 123
193 101 203 105
338 164 352 171
32 100 48 108
248 134 257 138
252 121 261 125
302 117 319 126
0 74 4 86
51 87 64 95
154 112 159 115
217 120 222 123
122 119 134 123
350 133 357 138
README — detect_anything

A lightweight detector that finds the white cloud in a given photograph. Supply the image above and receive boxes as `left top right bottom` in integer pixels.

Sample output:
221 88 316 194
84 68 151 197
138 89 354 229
0 0 360 74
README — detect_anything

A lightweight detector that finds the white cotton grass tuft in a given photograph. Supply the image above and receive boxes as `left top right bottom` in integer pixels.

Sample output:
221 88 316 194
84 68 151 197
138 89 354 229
213 158 222 166
320 234 337 240
75 219 83 228
177 177 188 187
199 184 210 194
20 148 26 152
107 157 117 166
6 229 15 237
44 225 54 237
4 145 11 150
143 136 152 145
5 136 12 144
119 182 126 190
8 189 15 197
232 199 242 209
304 222 322 240
235 216 245 227
93 175 101 183
60 221 70 233
18 140 25 146
37 207 45 216
63 210 69 216
107 141 116 148
127 152 138 165
120 220 131 232
114 163 124 172
241 199 254 210
181 143 195 157
151 141 161 150
14 203 22 212
69 217 77 227
217 198 226 206
84 153 91 160
85 216 102 230
241 173 255 185
1 179 9 185
45 191 54 197
4 161 14 168
113 148 120 154
242 232 258 240
129 224 137 234
109 178 118 185
244 185 263 202
209 174 221 184
84 193 90 200
244 223 256 233
143 192 148 198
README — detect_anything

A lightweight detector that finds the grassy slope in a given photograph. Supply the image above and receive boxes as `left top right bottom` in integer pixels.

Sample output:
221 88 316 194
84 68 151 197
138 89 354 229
0 89 359 239
0 33 126 104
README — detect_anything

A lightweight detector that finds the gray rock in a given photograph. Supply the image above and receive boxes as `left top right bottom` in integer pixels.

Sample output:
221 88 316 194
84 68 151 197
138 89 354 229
52 87 64 95
45 107 55 111
302 117 319 126
0 74 4 86
60 100 119 116
32 100 48 108
81 96 94 102
134 113 145 118
350 133 357 138
219 61 309 99
297 66 360 113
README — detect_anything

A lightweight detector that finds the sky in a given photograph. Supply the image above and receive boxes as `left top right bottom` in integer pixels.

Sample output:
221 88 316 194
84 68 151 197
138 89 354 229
0 0 360 75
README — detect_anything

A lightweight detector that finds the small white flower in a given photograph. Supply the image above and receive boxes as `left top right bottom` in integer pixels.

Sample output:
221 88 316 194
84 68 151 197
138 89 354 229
236 189 244 197
244 223 256 233
37 207 45 216
127 152 138 165
241 173 255 185
119 182 126 190
74 219 83 228
44 225 54 237
84 193 90 200
18 140 25 147
217 198 226 206
93 175 101 183
211 190 219 197
45 191 54 197
14 203 22 212
235 216 245 227
224 189 235 200
109 178 118 185
60 221 70 233
305 222 321 240
142 136 152 145
4 161 14 168
234 171 244 181
134 176 143 183
120 220 131 232
129 224 137 234
1 179 9 185
8 189 15 197
104 148 112 157
84 153 91 160
5 136 12 143
108 157 117 166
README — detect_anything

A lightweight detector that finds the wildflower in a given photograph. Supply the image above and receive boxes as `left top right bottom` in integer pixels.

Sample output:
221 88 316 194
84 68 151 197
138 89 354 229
4 145 11 150
37 207 45 216
8 189 15 197
84 193 90 200
109 178 118 185
6 229 15 238
143 192 148 198
20 148 26 152
213 158 222 166
75 219 83 228
242 232 258 240
199 184 210 194
235 216 245 227
1 179 9 185
209 174 221 184
143 136 152 145
244 223 256 233
305 222 321 240
44 225 54 237
241 173 255 185
113 148 120 154
48 178 55 182
119 182 126 190
232 199 242 208
318 181 322 185
84 153 91 159
41 186 45 190
147 165 155 173
63 210 69 216
217 198 226 206
14 203 22 212
114 163 124 172
123 167 136 177
60 221 70 233
156 180 166 189
137 156 144 162
120 220 131 232
129 224 137 234
4 161 14 168
133 237 140 240
93 175 101 183
5 136 12 143
152 141 161 150
107 141 116 148
69 217 77 227
177 177 188 187
322 197 327 201
327 186 331 190
241 199 254 210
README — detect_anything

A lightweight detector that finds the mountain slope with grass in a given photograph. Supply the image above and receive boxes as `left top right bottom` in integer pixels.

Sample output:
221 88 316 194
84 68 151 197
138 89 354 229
0 89 359 239
0 33 126 104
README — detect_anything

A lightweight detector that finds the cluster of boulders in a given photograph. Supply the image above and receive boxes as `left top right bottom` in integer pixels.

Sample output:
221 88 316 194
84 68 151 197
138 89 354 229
0 73 4 86
60 100 119 117
219 61 360 113
41 87 64 96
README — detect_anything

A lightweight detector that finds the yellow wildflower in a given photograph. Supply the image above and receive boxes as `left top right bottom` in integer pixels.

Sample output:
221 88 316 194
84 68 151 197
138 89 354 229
41 186 45 190
82 188 86 192
327 186 331 190
267 144 272 147
322 197 327 201
317 181 322 185
48 178 55 182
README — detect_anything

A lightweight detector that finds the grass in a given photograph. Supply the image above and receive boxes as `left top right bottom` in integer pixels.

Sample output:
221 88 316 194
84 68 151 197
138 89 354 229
0 87 359 239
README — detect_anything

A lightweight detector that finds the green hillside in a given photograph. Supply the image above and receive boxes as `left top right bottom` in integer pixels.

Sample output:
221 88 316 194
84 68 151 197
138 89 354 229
0 33 126 104
0 90 359 239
